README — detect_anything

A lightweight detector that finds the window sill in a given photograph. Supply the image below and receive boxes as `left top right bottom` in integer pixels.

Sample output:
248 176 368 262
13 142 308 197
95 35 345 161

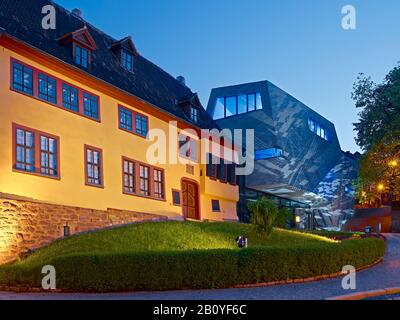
119 126 148 140
10 87 101 123
13 168 61 181
85 182 104 189
123 191 166 202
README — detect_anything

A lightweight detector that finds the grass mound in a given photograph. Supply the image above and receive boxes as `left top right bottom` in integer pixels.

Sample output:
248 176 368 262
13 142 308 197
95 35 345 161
0 221 385 292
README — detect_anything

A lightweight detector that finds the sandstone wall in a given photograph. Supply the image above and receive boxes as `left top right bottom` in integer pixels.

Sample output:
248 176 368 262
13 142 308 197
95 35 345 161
0 196 167 265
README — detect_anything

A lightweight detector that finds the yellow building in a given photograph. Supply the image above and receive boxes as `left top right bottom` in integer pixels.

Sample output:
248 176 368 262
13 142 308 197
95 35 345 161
0 1 238 263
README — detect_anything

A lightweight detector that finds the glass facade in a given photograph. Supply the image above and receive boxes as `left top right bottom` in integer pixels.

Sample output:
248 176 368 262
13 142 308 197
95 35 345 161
255 148 284 160
212 93 263 120
308 118 329 141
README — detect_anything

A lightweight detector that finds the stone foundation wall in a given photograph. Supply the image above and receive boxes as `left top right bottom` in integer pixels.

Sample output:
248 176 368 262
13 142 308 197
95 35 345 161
0 196 167 265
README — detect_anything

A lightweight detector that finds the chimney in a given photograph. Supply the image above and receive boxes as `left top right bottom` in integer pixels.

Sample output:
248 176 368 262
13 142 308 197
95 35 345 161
72 8 83 18
176 76 186 86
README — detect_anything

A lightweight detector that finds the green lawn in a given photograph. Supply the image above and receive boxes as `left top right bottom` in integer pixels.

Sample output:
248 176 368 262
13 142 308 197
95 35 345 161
0 221 384 292
14 221 335 267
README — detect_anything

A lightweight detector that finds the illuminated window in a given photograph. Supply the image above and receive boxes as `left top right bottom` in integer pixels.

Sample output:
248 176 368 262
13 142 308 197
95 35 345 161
308 118 329 141
213 93 263 120
255 148 284 160
12 62 33 95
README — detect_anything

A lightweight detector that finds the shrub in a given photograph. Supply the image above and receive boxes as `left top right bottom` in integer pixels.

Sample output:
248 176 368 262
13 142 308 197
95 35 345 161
248 197 278 237
0 238 385 292
275 207 293 228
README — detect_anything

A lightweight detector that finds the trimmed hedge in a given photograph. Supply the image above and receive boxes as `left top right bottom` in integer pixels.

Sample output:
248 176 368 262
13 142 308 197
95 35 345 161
0 238 385 292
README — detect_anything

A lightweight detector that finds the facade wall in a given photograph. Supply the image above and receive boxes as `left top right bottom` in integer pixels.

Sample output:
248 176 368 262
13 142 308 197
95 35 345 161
0 196 167 265
0 46 238 225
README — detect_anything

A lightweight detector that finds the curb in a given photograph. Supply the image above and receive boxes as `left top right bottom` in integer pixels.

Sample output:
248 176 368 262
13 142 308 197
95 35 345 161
233 258 383 289
327 287 400 300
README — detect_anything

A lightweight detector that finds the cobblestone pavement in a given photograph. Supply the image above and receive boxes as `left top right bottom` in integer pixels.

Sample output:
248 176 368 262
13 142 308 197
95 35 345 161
0 234 399 300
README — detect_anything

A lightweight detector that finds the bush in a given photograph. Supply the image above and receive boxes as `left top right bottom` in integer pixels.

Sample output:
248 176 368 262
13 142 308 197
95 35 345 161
275 207 293 228
248 197 278 237
0 238 385 292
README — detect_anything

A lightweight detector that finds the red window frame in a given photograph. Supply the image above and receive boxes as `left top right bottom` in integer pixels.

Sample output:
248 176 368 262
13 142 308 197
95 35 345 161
84 145 104 188
10 58 101 123
12 123 60 180
118 105 149 139
121 156 166 201
123 158 136 194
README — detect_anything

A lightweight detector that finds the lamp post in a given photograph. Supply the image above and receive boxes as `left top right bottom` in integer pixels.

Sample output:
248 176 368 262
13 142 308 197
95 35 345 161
378 184 384 207
388 160 398 207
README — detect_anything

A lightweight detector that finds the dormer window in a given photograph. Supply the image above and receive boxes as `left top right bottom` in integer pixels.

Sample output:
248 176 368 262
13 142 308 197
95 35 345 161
110 36 138 73
121 49 133 72
190 106 199 123
58 26 97 69
75 45 89 68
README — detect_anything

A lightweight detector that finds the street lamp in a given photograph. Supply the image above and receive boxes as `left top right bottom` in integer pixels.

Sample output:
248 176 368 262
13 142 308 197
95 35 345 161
388 159 398 206
378 184 384 206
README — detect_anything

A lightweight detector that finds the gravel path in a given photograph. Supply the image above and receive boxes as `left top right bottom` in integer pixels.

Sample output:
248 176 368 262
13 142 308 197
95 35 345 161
0 234 399 300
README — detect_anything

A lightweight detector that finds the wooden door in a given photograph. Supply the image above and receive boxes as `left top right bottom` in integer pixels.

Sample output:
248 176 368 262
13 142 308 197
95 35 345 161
182 180 199 220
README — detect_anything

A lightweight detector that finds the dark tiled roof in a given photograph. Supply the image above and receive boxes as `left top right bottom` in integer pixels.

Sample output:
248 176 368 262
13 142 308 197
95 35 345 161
0 0 217 129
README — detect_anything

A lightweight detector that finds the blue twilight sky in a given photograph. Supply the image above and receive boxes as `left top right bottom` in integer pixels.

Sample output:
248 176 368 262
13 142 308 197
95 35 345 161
56 0 400 153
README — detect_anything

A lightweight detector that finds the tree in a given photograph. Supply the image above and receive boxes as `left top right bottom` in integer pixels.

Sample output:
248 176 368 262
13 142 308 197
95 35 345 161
358 130 400 204
248 197 277 237
275 207 293 229
352 66 400 151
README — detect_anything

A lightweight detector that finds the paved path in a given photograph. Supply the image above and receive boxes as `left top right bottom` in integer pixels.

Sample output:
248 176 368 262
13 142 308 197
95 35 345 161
0 234 399 300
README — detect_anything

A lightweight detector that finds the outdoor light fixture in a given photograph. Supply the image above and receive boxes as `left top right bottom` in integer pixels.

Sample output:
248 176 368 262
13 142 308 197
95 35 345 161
63 224 70 237
378 184 384 191
389 160 398 167
295 216 301 223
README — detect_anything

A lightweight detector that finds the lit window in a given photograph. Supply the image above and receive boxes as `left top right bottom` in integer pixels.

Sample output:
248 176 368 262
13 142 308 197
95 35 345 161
85 146 102 187
119 107 133 131
255 148 284 160
139 165 150 196
123 159 135 194
121 49 133 72
62 84 79 112
135 114 148 137
38 73 57 103
153 169 164 199
12 62 33 95
308 118 329 141
75 45 89 68
213 92 262 120
190 106 199 123
84 93 99 120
